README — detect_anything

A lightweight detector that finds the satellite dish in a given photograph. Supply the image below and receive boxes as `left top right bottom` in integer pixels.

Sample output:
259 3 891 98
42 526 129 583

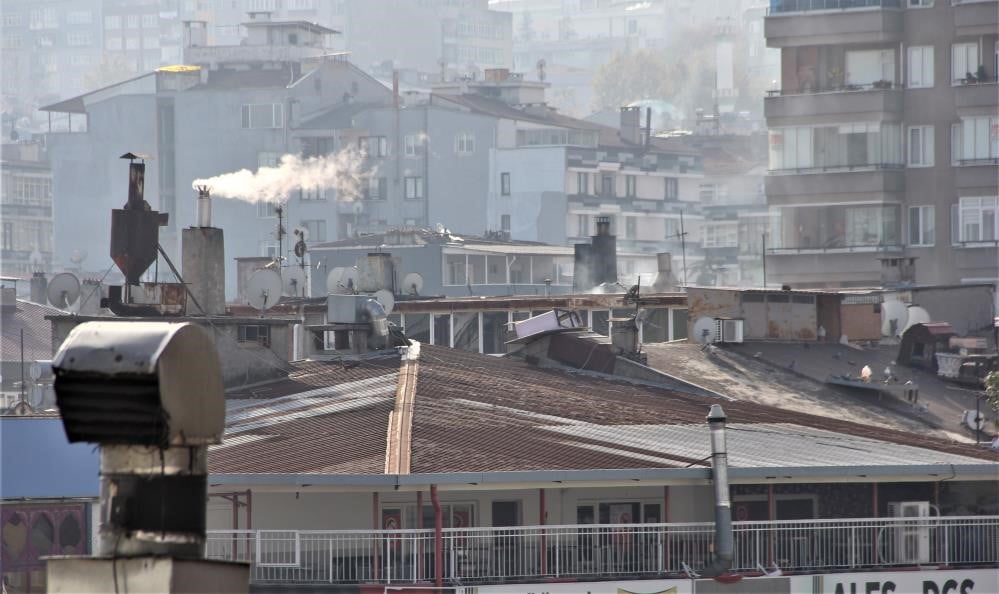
904 306 931 333
373 289 395 315
29 360 53 382
282 266 307 297
246 269 283 311
690 316 718 344
340 266 358 293
69 249 87 265
47 273 81 308
402 272 424 296
881 300 909 337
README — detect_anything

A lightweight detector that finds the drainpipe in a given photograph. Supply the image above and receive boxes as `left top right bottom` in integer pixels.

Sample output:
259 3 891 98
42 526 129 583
372 492 381 581
539 488 547 575
417 490 424 581
431 484 443 588
707 404 733 575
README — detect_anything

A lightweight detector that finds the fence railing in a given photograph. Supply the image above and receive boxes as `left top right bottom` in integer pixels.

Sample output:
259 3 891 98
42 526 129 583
205 516 999 585
768 0 901 14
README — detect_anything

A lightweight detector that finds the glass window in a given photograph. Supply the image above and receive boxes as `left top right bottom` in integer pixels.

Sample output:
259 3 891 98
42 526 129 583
665 218 680 239
482 312 508 354
453 312 478 352
241 104 283 129
359 136 388 157
444 254 466 285
577 172 589 194
500 172 511 196
664 177 678 199
577 214 590 237
432 314 451 346
300 219 326 242
907 125 934 167
671 309 688 340
501 214 510 231
467 255 486 285
404 313 430 342
404 176 424 199
641 308 669 343
404 134 421 156
907 46 934 88
956 116 999 163
769 123 902 171
952 42 979 84
703 223 738 248
455 132 475 154
508 257 528 284
591 310 609 335
625 216 637 239
958 197 998 242
845 49 895 86
625 175 637 197
531 255 555 284
486 256 506 284
908 206 935 246
556 258 573 285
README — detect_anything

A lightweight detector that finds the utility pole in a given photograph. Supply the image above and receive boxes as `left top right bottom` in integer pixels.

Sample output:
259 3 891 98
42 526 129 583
762 232 767 288
670 210 689 286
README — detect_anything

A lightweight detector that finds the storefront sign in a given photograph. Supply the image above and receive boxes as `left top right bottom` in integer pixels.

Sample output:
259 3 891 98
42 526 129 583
472 579 691 594
790 569 998 594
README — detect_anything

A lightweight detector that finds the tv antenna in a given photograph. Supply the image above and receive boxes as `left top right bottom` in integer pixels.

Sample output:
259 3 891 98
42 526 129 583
667 209 689 286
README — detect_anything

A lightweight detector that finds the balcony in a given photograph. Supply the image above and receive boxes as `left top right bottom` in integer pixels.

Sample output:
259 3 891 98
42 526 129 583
955 80 999 110
766 165 904 200
953 0 999 36
954 159 999 189
765 85 902 122
206 516 999 586
765 0 903 48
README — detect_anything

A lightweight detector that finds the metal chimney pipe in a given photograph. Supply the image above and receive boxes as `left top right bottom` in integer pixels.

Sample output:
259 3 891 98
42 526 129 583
707 404 734 573
196 185 212 227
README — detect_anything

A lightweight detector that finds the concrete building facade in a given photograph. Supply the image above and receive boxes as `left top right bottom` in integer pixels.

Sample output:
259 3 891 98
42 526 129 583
764 0 999 289
1 143 53 279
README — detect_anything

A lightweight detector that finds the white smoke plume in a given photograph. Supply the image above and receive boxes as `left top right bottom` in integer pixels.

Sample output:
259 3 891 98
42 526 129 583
192 146 367 203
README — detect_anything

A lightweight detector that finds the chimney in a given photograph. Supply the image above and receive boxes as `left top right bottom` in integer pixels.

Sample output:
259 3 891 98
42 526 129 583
30 272 47 304
1 285 16 314
591 216 618 287
110 154 169 296
357 252 395 293
653 252 677 292
620 106 642 144
707 404 734 575
611 315 639 356
182 187 226 315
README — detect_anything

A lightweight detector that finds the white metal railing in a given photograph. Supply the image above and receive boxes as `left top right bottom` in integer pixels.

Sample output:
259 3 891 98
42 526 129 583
205 516 999 585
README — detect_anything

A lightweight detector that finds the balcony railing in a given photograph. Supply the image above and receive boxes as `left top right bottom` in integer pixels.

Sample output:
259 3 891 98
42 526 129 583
768 0 901 14
206 516 999 585
766 81 902 96
768 163 905 175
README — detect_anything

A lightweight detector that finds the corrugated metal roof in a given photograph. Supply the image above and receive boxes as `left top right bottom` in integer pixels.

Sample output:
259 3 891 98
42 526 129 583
208 345 996 477
2 299 65 362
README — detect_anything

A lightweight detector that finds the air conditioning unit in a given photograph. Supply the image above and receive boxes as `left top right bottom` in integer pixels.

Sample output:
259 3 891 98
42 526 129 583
886 501 931 564
714 318 744 343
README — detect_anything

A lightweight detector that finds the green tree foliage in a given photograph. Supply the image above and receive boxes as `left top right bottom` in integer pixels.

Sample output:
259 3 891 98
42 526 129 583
986 371 999 412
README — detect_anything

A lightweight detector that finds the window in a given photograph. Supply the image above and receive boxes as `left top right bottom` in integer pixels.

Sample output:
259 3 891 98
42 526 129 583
126 14 139 28
953 116 999 163
664 177 678 199
601 174 614 196
2 222 12 251
104 15 121 29
957 197 998 242
299 187 324 201
771 204 900 249
403 134 421 156
142 14 158 28
577 214 590 237
845 49 895 86
363 177 387 200
455 132 475 154
952 42 978 84
300 219 326 242
258 152 280 168
769 123 903 170
4 13 21 27
359 136 387 157
703 223 738 248
257 201 279 218
260 241 279 258
404 176 424 199
907 46 934 88
105 36 122 50
625 175 637 197
66 32 92 46
665 218 680 239
501 214 510 231
241 104 283 129
908 0 932 6
625 216 637 239
500 172 511 196
445 254 466 285
577 172 589 194
907 125 934 167
125 37 139 50
908 206 935 246
238 324 271 345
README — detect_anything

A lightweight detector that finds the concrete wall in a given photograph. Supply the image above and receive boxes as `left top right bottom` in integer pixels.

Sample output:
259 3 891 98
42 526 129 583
905 284 996 336
491 146 568 244
687 288 819 341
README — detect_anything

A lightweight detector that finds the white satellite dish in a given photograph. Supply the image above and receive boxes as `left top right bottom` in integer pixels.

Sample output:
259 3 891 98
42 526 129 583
881 300 909 337
903 305 931 333
326 267 345 294
283 266 307 297
402 272 424 296
690 316 718 344
246 269 283 311
47 273 81 308
340 266 358 293
373 289 395 315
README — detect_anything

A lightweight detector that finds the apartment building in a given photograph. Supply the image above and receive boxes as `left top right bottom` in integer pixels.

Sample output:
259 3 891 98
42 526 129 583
0 142 53 279
764 0 998 288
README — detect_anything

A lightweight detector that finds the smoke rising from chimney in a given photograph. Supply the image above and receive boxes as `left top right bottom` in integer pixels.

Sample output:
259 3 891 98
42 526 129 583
191 147 368 203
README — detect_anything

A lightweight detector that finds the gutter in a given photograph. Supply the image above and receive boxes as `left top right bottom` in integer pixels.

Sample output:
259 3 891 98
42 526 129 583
208 462 999 490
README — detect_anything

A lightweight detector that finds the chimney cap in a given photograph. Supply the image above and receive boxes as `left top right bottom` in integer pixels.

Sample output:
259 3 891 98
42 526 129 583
707 404 727 423
119 152 151 162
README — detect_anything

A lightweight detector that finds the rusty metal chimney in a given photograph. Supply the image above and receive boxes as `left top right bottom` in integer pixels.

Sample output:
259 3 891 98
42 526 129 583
110 153 169 296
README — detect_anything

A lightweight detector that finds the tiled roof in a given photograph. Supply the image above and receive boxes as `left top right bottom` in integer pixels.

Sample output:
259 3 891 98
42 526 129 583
1 300 64 362
209 345 995 478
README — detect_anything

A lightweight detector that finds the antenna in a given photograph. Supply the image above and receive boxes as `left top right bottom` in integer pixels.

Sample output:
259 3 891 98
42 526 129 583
47 273 81 309
373 289 395 315
246 269 282 312
282 266 307 297
402 272 424 296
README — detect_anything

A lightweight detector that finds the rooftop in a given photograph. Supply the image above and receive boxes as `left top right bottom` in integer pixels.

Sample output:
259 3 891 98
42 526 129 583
210 344 995 482
2 299 64 363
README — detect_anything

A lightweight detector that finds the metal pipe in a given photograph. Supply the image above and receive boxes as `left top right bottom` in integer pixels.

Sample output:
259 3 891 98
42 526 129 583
372 492 380 581
431 484 443 588
417 490 424 581
539 488 547 575
707 404 733 573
